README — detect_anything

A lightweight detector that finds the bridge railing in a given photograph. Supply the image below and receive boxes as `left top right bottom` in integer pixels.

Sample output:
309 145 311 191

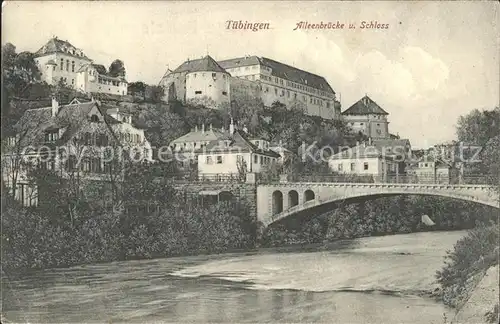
284 174 489 185
168 173 245 183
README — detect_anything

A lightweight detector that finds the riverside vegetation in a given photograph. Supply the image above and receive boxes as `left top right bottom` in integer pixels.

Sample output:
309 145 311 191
1 43 499 320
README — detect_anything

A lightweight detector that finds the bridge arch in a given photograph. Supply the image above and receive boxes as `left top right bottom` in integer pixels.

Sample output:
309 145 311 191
272 190 284 215
288 190 299 208
264 188 498 227
304 189 315 202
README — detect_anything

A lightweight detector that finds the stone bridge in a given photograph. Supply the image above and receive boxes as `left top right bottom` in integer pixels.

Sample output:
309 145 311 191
256 182 499 227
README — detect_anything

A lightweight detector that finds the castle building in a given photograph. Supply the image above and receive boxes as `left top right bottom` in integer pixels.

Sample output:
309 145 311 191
159 55 341 120
218 56 341 119
341 95 390 139
159 55 231 109
34 37 128 96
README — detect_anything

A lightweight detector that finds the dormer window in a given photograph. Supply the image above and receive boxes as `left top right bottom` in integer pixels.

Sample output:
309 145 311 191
90 115 99 122
44 130 59 142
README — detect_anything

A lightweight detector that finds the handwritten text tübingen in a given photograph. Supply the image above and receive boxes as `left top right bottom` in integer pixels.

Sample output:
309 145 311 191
226 20 271 31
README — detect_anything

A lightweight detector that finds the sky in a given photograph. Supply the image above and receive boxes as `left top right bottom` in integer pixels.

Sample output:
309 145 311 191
2 1 499 148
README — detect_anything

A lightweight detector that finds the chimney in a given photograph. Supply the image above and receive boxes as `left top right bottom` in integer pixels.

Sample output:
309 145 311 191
230 118 234 134
51 96 59 117
201 124 205 133
195 125 198 132
368 137 372 145
209 124 213 132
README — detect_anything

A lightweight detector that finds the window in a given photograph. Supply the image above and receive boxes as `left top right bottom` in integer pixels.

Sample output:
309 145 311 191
212 73 216 78
66 60 70 71
90 115 99 122
222 91 227 96
260 156 263 164
350 163 355 171
287 90 290 98
216 156 223 164
195 91 202 94
360 123 364 126
237 155 243 163
274 88 278 95
254 155 258 164
71 61 75 72
72 79 75 85
363 162 369 170
206 156 213 164
60 58 64 70
338 164 343 171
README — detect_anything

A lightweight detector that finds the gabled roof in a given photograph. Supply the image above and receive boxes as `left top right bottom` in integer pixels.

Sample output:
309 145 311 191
170 127 226 145
172 55 228 74
330 142 393 160
218 56 335 94
12 100 118 149
342 95 389 115
34 37 90 60
201 130 280 157
372 139 411 157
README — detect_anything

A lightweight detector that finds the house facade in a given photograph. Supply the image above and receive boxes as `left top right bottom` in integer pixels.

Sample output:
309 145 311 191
407 157 453 184
34 37 128 95
2 97 152 207
197 130 281 180
328 141 400 182
342 95 390 139
77 63 128 95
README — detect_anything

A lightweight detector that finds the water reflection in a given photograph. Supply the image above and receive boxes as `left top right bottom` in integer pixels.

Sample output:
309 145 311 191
2 231 465 323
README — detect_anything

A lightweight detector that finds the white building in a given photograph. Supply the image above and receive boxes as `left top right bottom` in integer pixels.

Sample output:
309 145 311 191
160 55 230 109
34 37 128 95
77 63 128 96
328 141 400 182
197 128 281 180
342 95 390 139
2 97 152 206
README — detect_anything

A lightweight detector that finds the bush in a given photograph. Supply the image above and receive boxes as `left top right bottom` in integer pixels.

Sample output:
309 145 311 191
436 223 499 308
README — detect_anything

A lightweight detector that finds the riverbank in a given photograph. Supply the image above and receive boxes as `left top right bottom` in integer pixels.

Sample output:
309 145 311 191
451 265 499 323
435 223 499 324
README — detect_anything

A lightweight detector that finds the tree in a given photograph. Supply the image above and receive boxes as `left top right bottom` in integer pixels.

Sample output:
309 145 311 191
108 59 126 78
145 85 165 103
456 107 500 147
482 135 500 195
2 43 42 126
127 81 146 98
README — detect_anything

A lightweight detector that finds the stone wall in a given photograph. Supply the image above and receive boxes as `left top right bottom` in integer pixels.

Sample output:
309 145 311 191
174 182 258 220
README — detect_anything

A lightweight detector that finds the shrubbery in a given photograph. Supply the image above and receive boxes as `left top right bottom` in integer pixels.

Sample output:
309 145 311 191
1 193 256 275
260 195 498 246
436 223 499 308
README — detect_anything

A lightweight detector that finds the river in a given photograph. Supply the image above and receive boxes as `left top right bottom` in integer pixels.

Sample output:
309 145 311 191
2 231 466 323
